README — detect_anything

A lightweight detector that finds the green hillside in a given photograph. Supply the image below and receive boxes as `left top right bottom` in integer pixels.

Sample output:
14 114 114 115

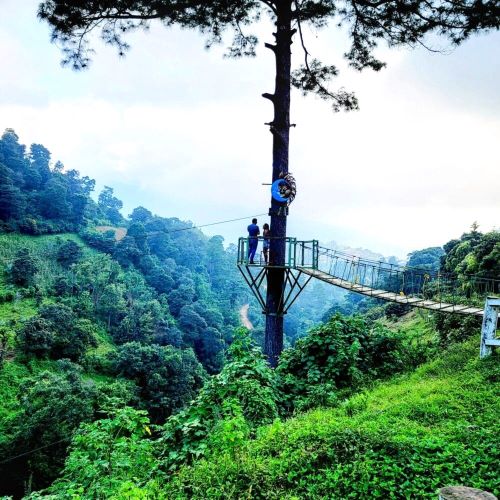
1 130 498 499
0 228 243 496
32 315 498 499
163 340 499 499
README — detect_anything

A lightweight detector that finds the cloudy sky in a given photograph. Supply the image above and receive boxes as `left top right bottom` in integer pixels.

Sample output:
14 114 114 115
1 0 499 258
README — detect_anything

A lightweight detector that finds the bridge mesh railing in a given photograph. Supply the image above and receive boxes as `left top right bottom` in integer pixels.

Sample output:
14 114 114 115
313 246 500 307
237 238 499 308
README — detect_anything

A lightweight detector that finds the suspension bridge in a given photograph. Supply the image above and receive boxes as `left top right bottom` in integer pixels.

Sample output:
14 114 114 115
237 237 499 317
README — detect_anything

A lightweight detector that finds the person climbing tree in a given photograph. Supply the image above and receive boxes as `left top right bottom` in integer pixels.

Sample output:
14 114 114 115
247 218 260 264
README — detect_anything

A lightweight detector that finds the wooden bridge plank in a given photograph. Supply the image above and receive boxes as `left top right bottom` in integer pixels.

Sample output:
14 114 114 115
298 267 484 317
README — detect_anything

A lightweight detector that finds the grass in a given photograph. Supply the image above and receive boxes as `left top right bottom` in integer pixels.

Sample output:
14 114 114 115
379 309 437 344
0 232 121 438
0 297 38 327
0 232 85 262
162 340 499 499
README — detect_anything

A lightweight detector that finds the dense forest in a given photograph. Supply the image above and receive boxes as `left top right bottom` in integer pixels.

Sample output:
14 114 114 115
0 129 498 498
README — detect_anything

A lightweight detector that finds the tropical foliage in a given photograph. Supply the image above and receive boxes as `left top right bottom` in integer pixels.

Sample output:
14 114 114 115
0 131 498 498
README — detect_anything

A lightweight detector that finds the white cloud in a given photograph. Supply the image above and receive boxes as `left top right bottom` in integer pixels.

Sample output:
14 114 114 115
0 0 499 258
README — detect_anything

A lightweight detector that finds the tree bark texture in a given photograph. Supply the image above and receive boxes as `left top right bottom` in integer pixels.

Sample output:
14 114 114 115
264 1 292 367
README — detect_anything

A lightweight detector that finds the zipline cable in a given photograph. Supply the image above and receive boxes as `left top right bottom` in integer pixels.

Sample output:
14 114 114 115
164 213 268 234
0 213 270 264
0 438 69 465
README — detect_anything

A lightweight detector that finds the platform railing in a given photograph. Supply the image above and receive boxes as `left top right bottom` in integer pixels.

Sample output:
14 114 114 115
237 237 318 269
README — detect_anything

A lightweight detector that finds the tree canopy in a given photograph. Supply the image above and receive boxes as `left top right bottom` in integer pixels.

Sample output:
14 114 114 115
39 1 497 101
38 0 498 111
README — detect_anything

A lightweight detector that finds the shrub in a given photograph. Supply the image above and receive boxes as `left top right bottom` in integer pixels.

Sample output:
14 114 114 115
276 314 410 413
18 304 98 361
10 248 38 286
159 330 279 470
0 290 15 303
56 239 83 268
109 342 207 423
0 362 100 495
17 317 55 357
80 229 115 253
385 302 411 319
53 275 73 296
2 363 140 498
81 352 114 375
434 312 482 346
45 407 155 499
18 217 40 235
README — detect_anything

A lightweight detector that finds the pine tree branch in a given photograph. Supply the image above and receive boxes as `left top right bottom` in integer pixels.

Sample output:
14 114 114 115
292 0 359 111
257 0 278 15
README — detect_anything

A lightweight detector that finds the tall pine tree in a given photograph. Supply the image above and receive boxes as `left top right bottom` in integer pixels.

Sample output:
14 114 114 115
38 0 499 365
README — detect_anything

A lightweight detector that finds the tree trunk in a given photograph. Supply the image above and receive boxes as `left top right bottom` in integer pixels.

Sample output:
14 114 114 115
264 1 293 367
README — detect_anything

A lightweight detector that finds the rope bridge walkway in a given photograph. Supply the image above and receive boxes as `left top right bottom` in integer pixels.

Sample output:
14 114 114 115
237 237 500 317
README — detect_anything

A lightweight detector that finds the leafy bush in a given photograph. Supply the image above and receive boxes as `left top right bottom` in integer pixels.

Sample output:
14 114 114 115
17 316 55 357
0 362 99 495
385 302 411 319
44 407 155 499
162 342 500 499
80 229 116 253
434 312 482 346
81 351 114 375
109 342 206 423
10 247 38 286
0 290 15 303
0 361 137 498
276 314 411 413
18 304 98 361
158 330 279 470
56 239 83 267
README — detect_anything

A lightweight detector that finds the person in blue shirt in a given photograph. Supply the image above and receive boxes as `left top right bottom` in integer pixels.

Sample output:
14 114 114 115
247 218 260 264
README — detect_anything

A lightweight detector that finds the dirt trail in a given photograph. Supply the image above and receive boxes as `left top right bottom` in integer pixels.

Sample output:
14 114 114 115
95 226 127 241
239 304 254 330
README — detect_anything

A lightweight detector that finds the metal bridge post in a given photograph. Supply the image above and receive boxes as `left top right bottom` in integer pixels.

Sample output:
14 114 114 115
480 297 500 359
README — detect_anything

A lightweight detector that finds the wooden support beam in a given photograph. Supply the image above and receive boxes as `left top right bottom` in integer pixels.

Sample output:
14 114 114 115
485 339 500 346
480 297 499 359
